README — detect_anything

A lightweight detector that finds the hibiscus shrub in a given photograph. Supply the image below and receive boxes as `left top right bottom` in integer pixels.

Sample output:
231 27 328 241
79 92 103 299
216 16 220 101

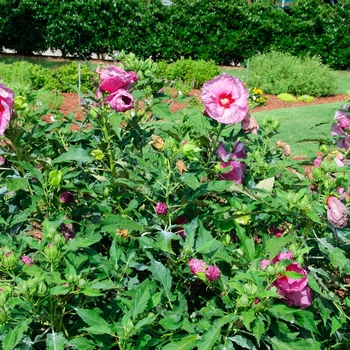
0 63 349 349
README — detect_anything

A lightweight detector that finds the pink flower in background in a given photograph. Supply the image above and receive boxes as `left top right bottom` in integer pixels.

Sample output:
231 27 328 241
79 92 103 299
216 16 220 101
188 258 206 275
0 156 5 166
155 202 168 215
174 215 188 238
260 259 271 270
59 191 74 204
326 196 348 228
201 73 249 124
269 225 285 237
99 66 138 93
0 82 14 135
216 141 246 183
241 112 259 134
206 265 221 282
313 156 322 167
331 110 350 150
105 89 134 112
21 255 33 267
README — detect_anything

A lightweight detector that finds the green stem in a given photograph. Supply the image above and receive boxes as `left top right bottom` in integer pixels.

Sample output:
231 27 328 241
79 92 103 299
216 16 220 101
206 123 226 167
101 114 116 177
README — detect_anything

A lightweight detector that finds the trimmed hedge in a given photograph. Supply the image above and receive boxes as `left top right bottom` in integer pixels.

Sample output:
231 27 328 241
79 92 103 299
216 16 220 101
1 0 349 69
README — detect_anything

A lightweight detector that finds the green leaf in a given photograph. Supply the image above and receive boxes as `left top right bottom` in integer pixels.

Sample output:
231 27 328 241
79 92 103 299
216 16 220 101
229 335 257 350
6 177 29 191
102 214 144 233
156 229 179 254
3 318 31 350
151 102 171 119
53 147 92 164
306 210 322 223
235 224 255 261
266 236 294 260
162 335 198 350
255 177 274 192
76 308 112 334
66 337 96 350
241 309 256 331
197 314 238 350
131 282 151 319
109 113 124 137
295 310 320 335
148 254 173 305
62 234 102 252
252 317 265 346
134 314 158 330
50 286 71 295
159 317 182 330
46 332 68 350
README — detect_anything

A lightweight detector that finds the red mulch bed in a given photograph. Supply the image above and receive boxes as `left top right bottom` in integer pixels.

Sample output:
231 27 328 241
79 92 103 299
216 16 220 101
58 91 349 120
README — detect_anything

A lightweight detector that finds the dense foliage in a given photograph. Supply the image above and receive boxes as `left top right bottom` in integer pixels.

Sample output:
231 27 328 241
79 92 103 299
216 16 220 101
247 51 337 97
0 54 349 349
1 0 350 69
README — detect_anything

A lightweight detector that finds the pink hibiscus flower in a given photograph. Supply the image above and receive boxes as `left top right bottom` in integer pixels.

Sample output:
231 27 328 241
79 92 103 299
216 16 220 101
326 196 348 228
201 73 249 124
105 89 135 112
0 82 14 135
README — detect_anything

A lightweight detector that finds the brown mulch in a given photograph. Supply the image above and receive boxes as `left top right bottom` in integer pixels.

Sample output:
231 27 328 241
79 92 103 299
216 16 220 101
58 91 349 119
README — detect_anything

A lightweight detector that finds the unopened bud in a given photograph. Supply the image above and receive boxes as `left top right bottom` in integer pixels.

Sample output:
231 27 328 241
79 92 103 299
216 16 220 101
312 167 324 181
3 251 17 269
37 282 48 296
237 294 250 308
44 244 59 261
243 283 259 295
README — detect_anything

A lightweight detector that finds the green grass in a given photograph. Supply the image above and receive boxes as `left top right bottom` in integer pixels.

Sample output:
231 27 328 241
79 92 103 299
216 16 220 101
252 102 347 157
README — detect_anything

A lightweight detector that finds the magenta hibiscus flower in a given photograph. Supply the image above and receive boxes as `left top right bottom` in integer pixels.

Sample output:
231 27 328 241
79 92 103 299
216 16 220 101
99 66 138 93
105 89 135 112
0 82 14 135
201 73 249 124
326 196 348 228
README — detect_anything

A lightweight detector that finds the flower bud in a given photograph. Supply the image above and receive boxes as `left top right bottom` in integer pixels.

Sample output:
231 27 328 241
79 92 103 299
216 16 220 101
77 279 87 289
155 202 168 215
53 234 65 246
3 251 17 269
14 95 27 110
318 144 329 153
37 281 48 296
59 191 74 204
266 265 276 276
91 149 104 160
243 283 259 295
311 167 324 181
44 244 59 261
67 273 78 284
49 169 63 187
237 294 250 308
0 291 7 306
181 140 201 159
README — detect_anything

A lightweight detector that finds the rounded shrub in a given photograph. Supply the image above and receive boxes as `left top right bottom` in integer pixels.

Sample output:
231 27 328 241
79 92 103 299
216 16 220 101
247 51 337 97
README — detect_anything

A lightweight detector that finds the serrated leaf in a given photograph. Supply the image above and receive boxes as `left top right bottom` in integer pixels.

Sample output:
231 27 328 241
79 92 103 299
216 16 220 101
6 177 29 191
50 286 71 295
131 282 151 319
156 229 178 254
151 102 171 119
53 147 92 164
3 318 31 350
162 334 198 350
148 255 173 305
46 331 68 350
295 310 320 335
197 314 238 350
62 234 102 252
229 335 257 350
76 308 112 333
102 214 144 233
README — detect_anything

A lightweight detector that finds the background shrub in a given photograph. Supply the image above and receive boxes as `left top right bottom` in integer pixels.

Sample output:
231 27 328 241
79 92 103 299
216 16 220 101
247 51 337 97
157 58 220 88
